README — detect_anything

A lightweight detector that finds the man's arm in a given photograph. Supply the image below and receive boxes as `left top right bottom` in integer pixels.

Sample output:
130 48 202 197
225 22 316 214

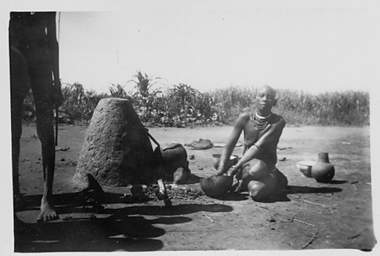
255 117 285 149
216 113 249 175
47 12 63 106
229 118 285 175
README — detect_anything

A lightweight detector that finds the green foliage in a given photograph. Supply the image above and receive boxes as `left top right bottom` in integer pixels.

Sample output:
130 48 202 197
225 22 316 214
108 84 129 99
273 90 369 126
127 71 163 122
60 82 107 122
28 72 369 127
163 83 214 127
210 86 256 123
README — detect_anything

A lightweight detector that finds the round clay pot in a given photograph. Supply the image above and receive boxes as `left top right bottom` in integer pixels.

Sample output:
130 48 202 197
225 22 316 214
200 175 233 198
311 152 335 182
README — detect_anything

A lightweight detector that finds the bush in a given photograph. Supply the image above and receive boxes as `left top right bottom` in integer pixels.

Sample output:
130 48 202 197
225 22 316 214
24 74 369 127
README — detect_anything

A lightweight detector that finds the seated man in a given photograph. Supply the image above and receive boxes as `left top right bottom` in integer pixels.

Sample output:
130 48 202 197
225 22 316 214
215 85 288 201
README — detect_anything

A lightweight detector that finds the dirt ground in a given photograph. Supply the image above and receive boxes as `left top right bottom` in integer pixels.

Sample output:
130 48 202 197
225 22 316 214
14 123 376 252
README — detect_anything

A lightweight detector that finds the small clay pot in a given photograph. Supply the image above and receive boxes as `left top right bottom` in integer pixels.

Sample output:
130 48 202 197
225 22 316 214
311 152 335 182
296 161 312 177
200 175 233 198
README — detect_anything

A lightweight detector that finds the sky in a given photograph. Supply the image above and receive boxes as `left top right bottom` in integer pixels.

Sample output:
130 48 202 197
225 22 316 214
55 2 378 94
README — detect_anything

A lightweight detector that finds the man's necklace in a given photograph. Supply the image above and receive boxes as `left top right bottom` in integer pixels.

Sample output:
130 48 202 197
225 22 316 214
253 112 272 130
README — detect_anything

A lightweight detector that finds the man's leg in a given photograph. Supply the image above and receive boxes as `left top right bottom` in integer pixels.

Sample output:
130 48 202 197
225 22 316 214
30 72 58 222
10 47 29 208
11 97 23 200
233 159 270 193
239 160 286 200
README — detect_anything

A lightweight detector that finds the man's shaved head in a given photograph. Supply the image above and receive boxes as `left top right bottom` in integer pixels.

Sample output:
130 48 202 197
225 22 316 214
256 85 278 113
257 85 277 100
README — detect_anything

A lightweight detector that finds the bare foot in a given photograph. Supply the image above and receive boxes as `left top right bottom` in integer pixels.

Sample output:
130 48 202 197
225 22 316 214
37 197 58 223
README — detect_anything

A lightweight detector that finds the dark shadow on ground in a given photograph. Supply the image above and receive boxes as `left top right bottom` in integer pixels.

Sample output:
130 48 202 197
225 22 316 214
245 185 343 203
18 192 234 216
320 179 347 184
101 203 233 217
15 215 166 252
15 194 232 252
18 191 152 211
286 185 343 194
205 193 249 201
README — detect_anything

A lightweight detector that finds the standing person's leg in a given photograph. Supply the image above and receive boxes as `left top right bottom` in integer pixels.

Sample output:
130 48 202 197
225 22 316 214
29 64 58 222
10 48 29 207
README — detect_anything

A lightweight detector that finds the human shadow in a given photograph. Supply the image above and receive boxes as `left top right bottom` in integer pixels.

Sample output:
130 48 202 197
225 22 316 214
15 215 167 252
15 200 231 252
18 191 234 217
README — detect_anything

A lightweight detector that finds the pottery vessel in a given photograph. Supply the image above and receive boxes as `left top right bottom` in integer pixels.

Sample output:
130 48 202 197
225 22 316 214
200 175 233 198
296 161 313 177
311 152 335 182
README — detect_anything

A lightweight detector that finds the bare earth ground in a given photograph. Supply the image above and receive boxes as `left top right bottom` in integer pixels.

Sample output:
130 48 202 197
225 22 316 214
15 124 376 252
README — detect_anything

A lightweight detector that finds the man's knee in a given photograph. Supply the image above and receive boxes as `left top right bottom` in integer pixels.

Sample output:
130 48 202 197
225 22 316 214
245 159 269 180
34 96 54 138
248 173 278 201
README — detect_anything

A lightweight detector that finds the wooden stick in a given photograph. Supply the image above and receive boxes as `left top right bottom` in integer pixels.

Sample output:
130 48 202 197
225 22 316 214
301 229 319 249
302 199 328 208
293 218 315 227
204 213 215 223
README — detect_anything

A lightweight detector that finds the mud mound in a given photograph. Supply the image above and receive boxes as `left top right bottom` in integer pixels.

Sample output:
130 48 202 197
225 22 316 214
73 98 156 188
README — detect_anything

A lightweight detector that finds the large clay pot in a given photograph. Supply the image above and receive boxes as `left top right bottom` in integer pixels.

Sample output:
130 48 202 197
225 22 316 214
311 152 335 182
200 175 233 198
160 143 189 181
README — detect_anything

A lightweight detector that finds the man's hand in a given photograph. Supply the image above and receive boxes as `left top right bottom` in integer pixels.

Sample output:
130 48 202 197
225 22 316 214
227 164 240 177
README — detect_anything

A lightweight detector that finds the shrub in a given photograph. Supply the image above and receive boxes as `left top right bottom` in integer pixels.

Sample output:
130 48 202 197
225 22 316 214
23 74 369 127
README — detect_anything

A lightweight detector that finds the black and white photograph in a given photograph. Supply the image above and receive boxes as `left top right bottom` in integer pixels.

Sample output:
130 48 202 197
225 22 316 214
2 0 379 254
